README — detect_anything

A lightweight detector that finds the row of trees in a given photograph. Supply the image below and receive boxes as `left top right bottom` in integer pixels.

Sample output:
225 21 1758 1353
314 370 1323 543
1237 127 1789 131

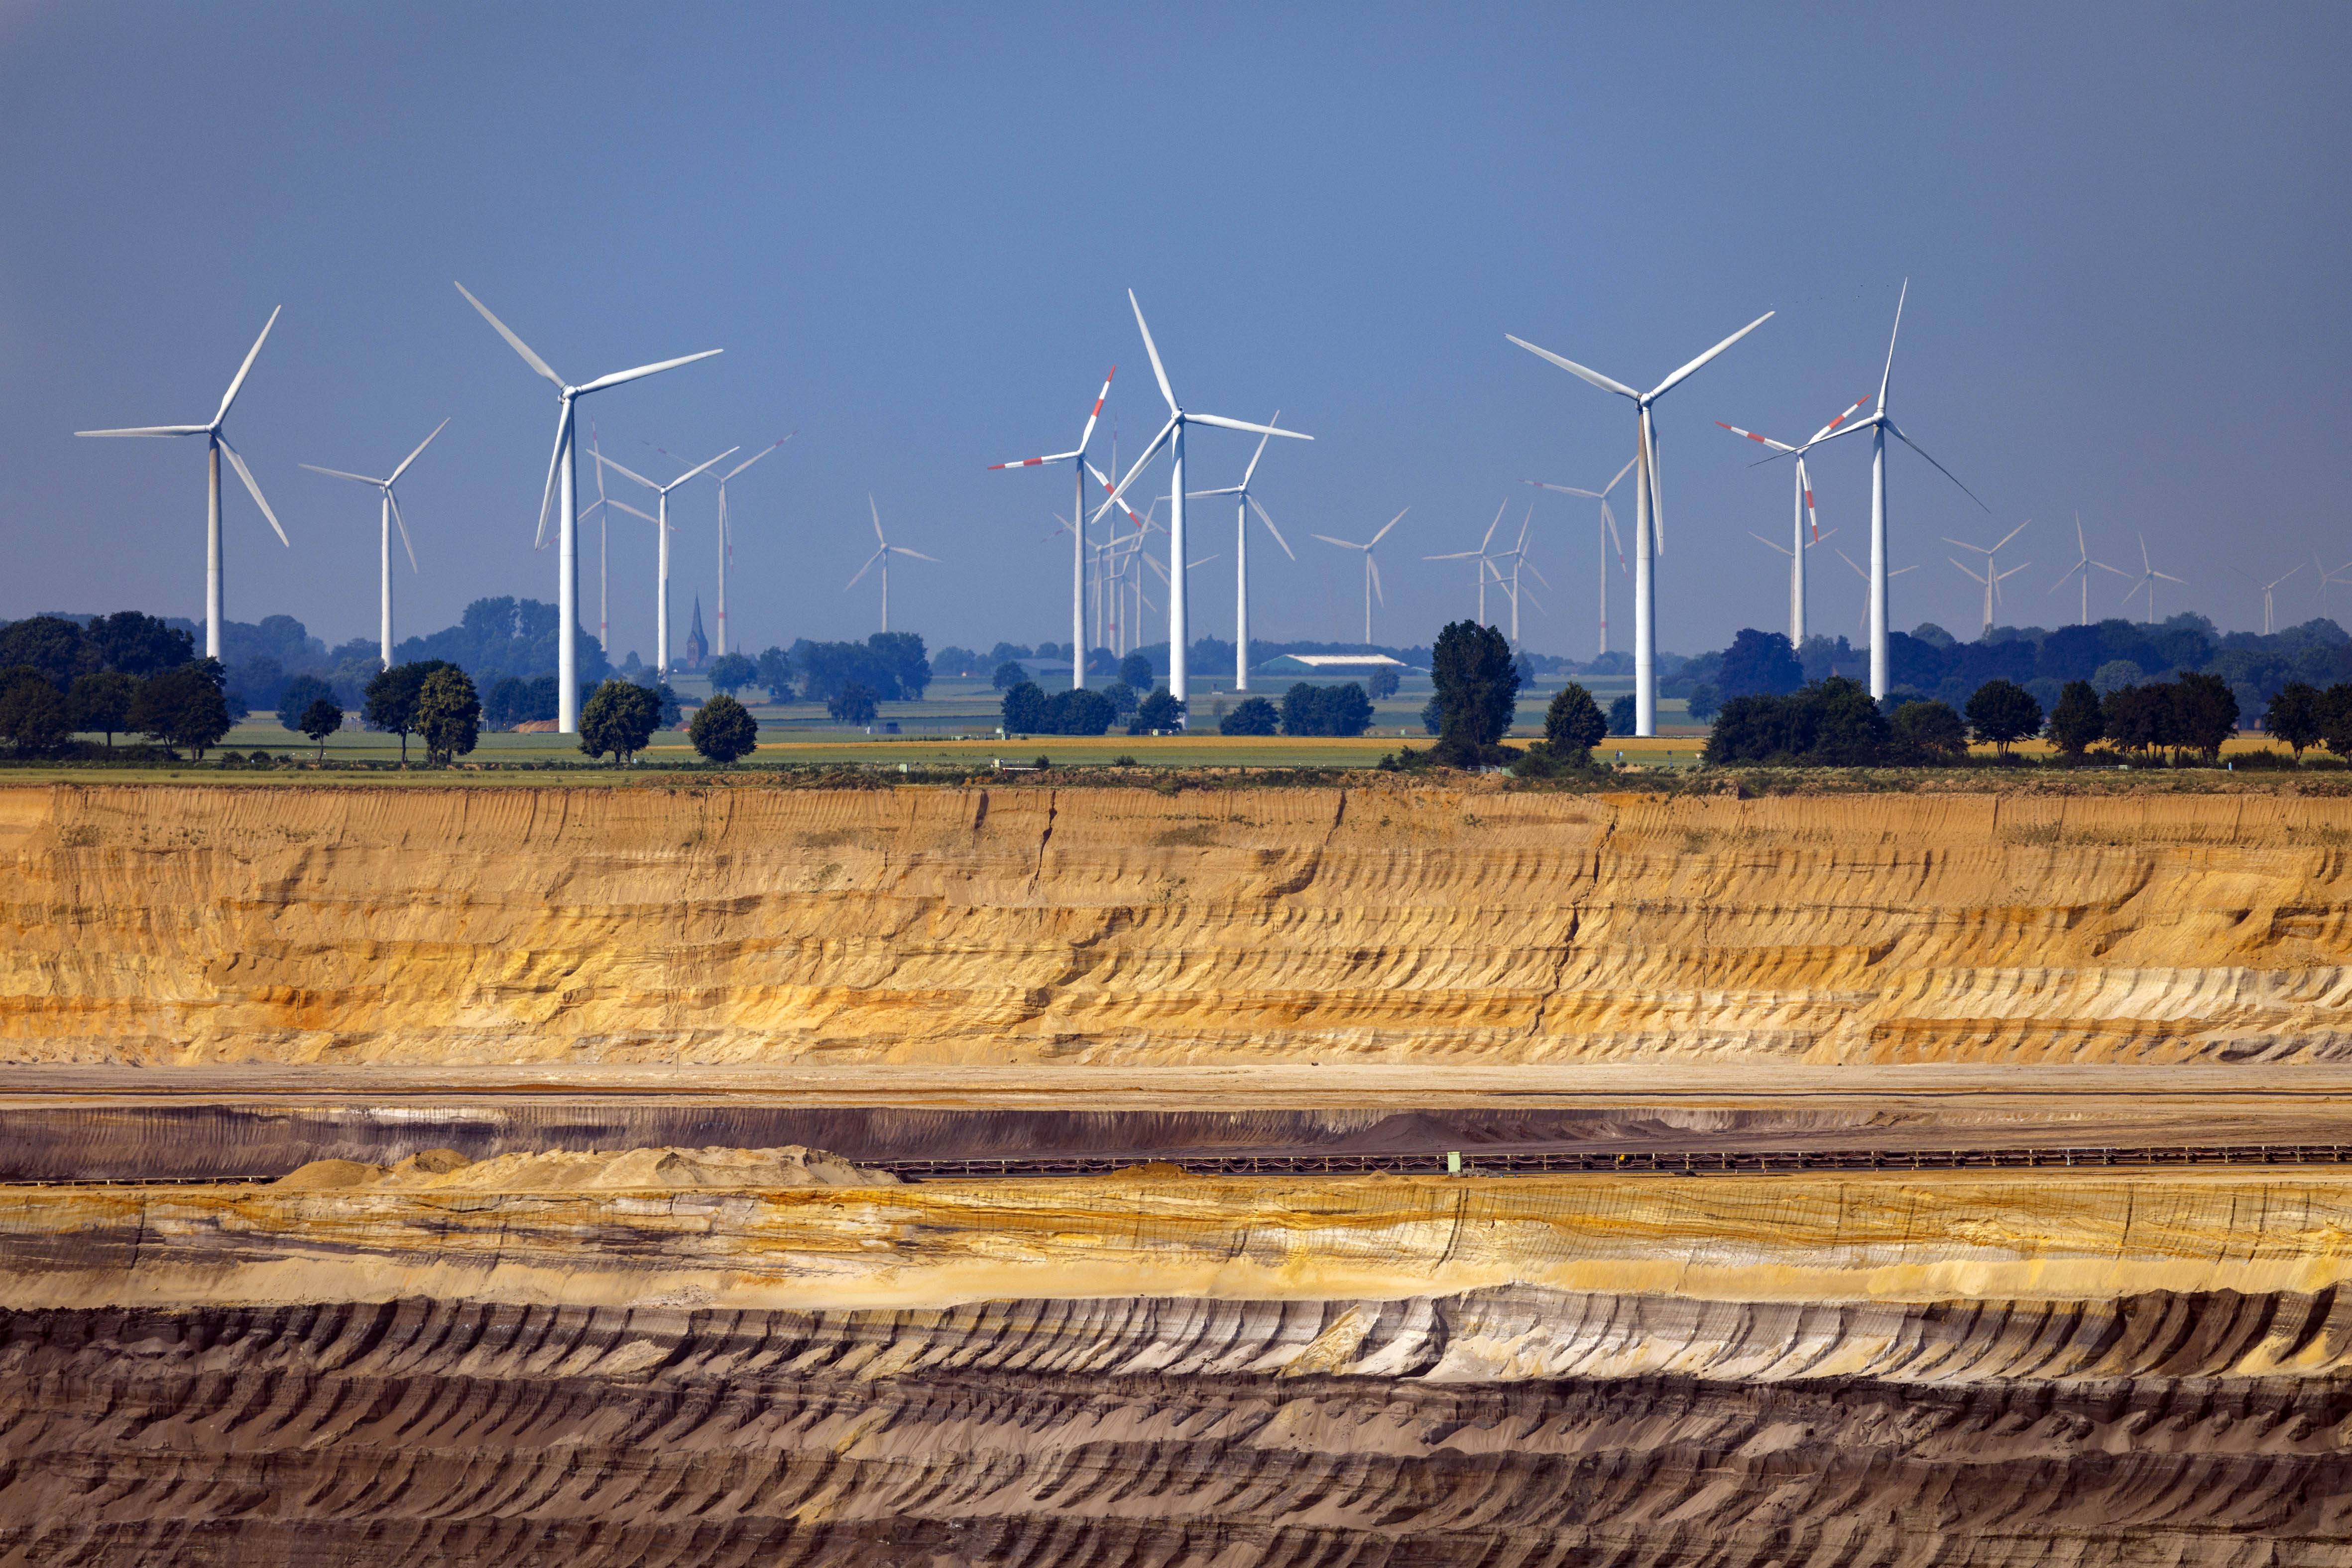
999 680 1186 736
704 634 933 705
1213 683 1376 738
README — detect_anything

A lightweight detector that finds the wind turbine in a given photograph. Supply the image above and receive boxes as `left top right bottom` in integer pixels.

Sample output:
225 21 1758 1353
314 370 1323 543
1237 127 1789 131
990 369 1116 691
1802 282 1989 700
1425 502 1511 627
2114 533 2186 625
1091 292 1310 720
1508 308 1773 734
846 496 939 633
1944 520 2031 638
1715 395 1873 647
1183 413 1296 691
2316 553 2352 618
1528 456 1637 660
1313 510 1408 645
1748 525 1838 646
1490 504 1550 644
1838 549 1919 636
454 282 720 733
672 436 791 660
595 447 738 677
299 419 448 669
2049 515 2120 627
76 307 290 660
2233 563 2304 635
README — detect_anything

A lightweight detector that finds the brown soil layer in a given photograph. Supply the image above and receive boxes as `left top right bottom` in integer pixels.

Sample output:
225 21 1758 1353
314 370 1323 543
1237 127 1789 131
9 782 2352 1069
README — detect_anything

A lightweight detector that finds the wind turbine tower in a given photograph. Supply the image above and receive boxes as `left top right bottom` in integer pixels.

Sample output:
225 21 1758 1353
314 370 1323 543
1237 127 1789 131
1527 457 1635 660
1945 520 2031 639
596 447 737 677
2049 515 2120 627
1313 510 1408 645
1715 395 1872 648
299 419 448 669
1184 414 1296 691
990 369 1116 690
846 496 939 633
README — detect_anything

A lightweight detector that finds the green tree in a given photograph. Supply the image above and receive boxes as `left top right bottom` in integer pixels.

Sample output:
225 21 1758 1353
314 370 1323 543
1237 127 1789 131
276 673 337 732
68 670 136 749
2168 670 2239 762
0 668 69 756
1891 699 1968 763
1221 696 1279 736
2323 685 2352 761
1810 675 1891 764
1684 682 1722 722
298 696 345 763
1716 628 1803 698
1429 620 1519 764
1607 694 1636 736
2268 681 2324 757
1542 683 1608 764
688 692 760 762
1000 680 1046 735
2102 685 2170 759
1130 688 1184 734
827 681 879 725
87 611 192 677
1118 652 1154 690
362 659 455 763
1280 682 1373 737
2046 680 2106 759
1041 689 1117 735
579 679 660 763
129 662 231 758
1964 679 2044 755
991 660 1029 691
414 667 482 766
0 616 98 688
755 646 795 702
705 652 757 697
1367 664 1401 700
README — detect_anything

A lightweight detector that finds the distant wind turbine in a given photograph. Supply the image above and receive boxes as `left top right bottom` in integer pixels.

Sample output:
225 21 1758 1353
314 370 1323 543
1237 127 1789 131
1508 307 1774 734
1314 509 1408 645
1184 412 1297 692
2114 533 2186 625
77 307 290 660
596 446 738 677
1491 504 1549 644
1715 394 1873 647
2048 515 2122 627
1527 456 1636 660
454 281 720 732
2316 553 2352 618
990 368 1116 691
299 419 448 669
1425 502 1511 627
1749 525 1838 645
1944 520 2031 638
2232 563 2303 635
1838 549 1919 636
665 435 792 660
846 496 939 633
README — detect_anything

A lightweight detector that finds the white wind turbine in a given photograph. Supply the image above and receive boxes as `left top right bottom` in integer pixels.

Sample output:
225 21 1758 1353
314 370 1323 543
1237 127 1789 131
77 307 290 660
2114 533 2186 625
1801 282 1990 700
1716 395 1874 647
299 419 448 670
1091 292 1310 719
455 282 720 733
595 446 738 678
668 435 791 660
1183 414 1297 692
990 369 1116 691
1747 525 1838 646
1490 504 1550 644
846 496 939 633
1425 502 1511 627
1508 309 1773 734
1945 520 2031 638
2049 515 2121 627
2315 553 2352 619
1527 456 1636 659
1838 549 1920 635
1313 510 1409 645
2233 563 2304 635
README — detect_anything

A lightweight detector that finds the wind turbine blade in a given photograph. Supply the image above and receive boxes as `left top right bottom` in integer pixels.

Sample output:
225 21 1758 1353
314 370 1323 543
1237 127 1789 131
1187 411 1311 440
1602 500 1626 569
1311 534 1362 550
1480 500 1506 553
1949 558 1986 583
387 489 419 573
870 494 885 546
1889 564 1921 578
1075 367 1115 453
1795 455 1821 542
1877 279 1908 412
1370 507 1408 546
1425 550 1482 560
1802 395 1876 446
1603 454 1640 496
1525 481 1601 497
216 435 289 546
1994 562 2031 583
720 435 793 482
1716 420 1796 453
1645 416 1664 553
891 547 941 563
1836 548 1867 580
76 425 207 437
669 446 740 487
1751 532 1794 556
454 283 565 388
607 496 657 525
575 349 723 396
1086 460 1149 527
844 549 884 591
1094 415 1176 520
387 417 451 484
1248 495 1296 559
1523 560 1550 590
298 464 383 485
211 307 281 428
2151 570 2187 585
988 448 1081 472
1888 423 1991 511
1240 412 1279 487
1128 290 1178 413
1369 554 1385 606
532 404 568 550
596 450 657 490
2093 560 2132 579
1505 335 1638 399
1647 311 1774 400
1941 537 1986 553
1993 519 2031 552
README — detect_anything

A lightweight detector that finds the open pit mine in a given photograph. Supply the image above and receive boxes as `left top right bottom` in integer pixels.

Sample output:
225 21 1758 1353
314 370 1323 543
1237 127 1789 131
6 778 2352 1564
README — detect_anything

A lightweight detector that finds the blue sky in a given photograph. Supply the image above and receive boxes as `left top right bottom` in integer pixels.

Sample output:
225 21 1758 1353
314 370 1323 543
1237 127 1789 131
2 2 2345 659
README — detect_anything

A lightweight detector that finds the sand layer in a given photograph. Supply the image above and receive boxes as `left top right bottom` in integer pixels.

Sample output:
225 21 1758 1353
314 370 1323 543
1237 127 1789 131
9 781 2352 1067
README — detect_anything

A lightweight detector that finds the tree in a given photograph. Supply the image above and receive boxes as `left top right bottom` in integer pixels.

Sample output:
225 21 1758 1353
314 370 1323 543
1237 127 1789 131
1716 628 1804 699
1280 682 1373 737
1118 652 1154 690
689 692 759 762
2169 670 2239 762
1684 682 1721 722
1607 694 1636 737
87 611 192 677
2102 685 2170 759
1041 689 1117 735
130 662 231 758
579 679 660 763
867 631 932 699
991 660 1028 691
1891 700 1968 763
1221 696 1279 736
1964 679 2044 755
68 670 135 749
1542 684 1608 764
755 646 795 703
1131 688 1184 734
1368 664 1401 700
0 616 98 688
298 697 344 763
1810 675 1891 764
484 674 558 728
706 652 758 696
2269 681 2324 756
1429 620 1520 764
2047 681 2106 759
414 667 482 765
0 668 68 756
276 673 337 732
362 660 456 763
1101 681 1139 719
1000 680 1047 735
2323 685 2352 761
827 681 879 725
